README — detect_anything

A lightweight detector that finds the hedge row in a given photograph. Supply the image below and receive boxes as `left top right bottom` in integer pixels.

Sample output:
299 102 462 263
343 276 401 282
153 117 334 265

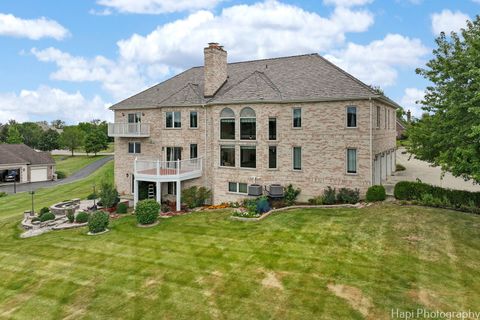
394 181 480 208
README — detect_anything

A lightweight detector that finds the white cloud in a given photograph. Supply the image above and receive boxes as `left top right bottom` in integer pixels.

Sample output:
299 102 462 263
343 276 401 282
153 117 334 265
431 9 470 35
473 0 480 3
117 1 374 68
323 0 373 7
31 47 163 100
401 87 425 117
96 0 222 14
0 86 112 123
0 13 69 40
325 34 429 86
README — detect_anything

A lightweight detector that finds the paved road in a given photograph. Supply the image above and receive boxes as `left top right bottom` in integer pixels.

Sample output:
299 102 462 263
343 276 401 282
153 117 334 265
0 156 113 194
384 148 480 193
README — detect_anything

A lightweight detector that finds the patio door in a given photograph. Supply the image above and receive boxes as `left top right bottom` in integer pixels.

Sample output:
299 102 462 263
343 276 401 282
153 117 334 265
127 112 141 134
166 147 182 170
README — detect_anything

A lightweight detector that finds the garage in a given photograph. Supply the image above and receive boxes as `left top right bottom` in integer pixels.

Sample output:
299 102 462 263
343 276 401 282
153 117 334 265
30 167 48 182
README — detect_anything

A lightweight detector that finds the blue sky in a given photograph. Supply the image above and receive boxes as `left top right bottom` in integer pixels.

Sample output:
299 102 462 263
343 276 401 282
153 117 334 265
0 0 478 123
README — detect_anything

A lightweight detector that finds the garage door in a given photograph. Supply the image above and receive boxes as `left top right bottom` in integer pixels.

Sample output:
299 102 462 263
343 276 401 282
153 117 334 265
30 167 48 182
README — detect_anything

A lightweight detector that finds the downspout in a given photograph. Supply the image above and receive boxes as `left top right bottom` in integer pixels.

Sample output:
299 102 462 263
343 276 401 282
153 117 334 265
202 104 208 189
369 97 373 186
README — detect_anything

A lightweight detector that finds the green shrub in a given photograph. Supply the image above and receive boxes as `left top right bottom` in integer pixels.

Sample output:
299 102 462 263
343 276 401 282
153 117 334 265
40 207 50 216
87 192 98 200
75 211 89 223
135 199 160 225
161 203 171 213
396 164 406 171
242 198 259 215
308 195 324 205
366 185 386 202
256 196 271 214
88 211 109 234
181 186 212 208
284 184 301 206
66 209 75 223
99 181 119 209
0 192 7 198
336 188 360 204
55 171 66 179
40 212 55 222
117 202 128 214
323 187 336 205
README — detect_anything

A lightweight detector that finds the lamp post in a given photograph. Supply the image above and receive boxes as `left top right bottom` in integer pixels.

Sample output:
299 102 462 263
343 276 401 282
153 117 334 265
29 190 35 214
93 183 96 208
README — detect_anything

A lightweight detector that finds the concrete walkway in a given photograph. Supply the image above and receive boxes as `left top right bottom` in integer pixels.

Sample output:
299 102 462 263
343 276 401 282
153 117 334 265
0 156 113 194
384 148 480 193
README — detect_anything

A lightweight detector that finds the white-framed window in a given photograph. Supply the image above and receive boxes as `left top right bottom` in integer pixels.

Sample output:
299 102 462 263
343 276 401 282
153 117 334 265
293 146 301 170
167 182 176 195
293 108 302 128
346 106 357 128
346 148 357 174
220 107 235 140
190 144 197 159
228 182 248 194
240 107 256 140
376 106 380 128
166 111 181 128
128 142 141 154
220 145 235 167
190 111 198 128
269 145 277 169
269 117 277 140
240 146 256 168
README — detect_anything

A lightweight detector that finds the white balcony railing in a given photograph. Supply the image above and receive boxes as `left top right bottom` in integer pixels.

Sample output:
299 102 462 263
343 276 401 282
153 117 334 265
134 157 203 181
108 123 150 137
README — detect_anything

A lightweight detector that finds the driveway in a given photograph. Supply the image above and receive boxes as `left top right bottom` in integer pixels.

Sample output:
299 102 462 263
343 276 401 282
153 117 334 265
385 148 480 193
0 156 113 194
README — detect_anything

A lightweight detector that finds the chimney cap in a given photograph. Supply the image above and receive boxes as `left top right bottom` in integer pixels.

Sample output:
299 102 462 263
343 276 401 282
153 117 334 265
206 42 224 50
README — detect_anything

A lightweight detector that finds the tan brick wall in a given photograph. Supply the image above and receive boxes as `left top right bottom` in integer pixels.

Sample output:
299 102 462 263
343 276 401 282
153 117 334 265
113 99 396 204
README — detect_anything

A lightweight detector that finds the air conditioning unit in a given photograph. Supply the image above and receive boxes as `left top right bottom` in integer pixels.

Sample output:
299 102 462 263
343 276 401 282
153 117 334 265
248 184 263 196
269 184 284 198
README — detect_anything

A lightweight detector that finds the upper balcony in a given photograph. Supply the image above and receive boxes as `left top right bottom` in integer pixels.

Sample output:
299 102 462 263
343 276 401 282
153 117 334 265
134 157 203 182
108 123 150 137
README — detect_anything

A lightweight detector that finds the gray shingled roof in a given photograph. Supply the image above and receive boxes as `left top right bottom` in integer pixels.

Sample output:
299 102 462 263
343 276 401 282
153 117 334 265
0 144 54 165
111 53 397 110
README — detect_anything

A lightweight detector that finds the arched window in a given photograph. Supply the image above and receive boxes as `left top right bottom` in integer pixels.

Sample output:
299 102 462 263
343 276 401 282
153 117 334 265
220 108 235 140
240 107 256 140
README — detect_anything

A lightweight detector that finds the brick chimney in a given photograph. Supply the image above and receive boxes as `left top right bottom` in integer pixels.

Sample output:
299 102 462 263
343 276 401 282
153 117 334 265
406 110 412 122
204 43 227 97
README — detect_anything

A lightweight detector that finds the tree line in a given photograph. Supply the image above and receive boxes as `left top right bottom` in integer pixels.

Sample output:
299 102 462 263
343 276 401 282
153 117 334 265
0 119 112 156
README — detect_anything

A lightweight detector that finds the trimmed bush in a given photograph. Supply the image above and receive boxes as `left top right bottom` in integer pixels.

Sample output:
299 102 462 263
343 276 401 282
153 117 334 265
242 198 258 215
337 188 360 204
135 199 160 225
256 196 271 214
284 184 301 206
55 171 66 179
0 192 7 198
161 203 171 213
117 202 128 214
75 211 89 223
88 211 109 234
181 186 212 209
40 212 55 222
66 209 75 223
396 164 406 171
394 181 480 210
323 187 336 205
40 207 50 216
308 196 324 205
87 192 98 200
366 185 386 202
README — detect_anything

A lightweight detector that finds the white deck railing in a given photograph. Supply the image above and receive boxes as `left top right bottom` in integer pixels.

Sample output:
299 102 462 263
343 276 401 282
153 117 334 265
134 157 203 179
108 123 150 137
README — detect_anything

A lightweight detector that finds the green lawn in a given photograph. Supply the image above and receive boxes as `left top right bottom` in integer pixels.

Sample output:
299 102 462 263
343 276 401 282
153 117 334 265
53 155 107 177
0 175 479 319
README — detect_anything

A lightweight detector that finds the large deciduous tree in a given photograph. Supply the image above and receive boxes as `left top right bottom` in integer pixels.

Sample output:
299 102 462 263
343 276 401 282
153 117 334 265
84 128 108 156
18 122 43 149
38 129 60 151
407 16 480 182
6 125 23 144
60 126 84 156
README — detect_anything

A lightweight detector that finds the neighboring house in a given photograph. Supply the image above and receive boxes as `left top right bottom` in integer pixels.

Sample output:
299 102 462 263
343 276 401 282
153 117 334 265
109 43 398 210
396 118 407 139
0 144 55 183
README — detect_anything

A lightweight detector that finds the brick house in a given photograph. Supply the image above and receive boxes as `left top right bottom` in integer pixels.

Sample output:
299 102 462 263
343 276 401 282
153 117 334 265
108 43 397 210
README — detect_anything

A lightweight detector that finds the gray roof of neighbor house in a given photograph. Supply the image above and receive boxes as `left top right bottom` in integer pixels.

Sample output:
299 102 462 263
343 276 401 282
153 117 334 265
0 144 55 165
110 53 400 110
